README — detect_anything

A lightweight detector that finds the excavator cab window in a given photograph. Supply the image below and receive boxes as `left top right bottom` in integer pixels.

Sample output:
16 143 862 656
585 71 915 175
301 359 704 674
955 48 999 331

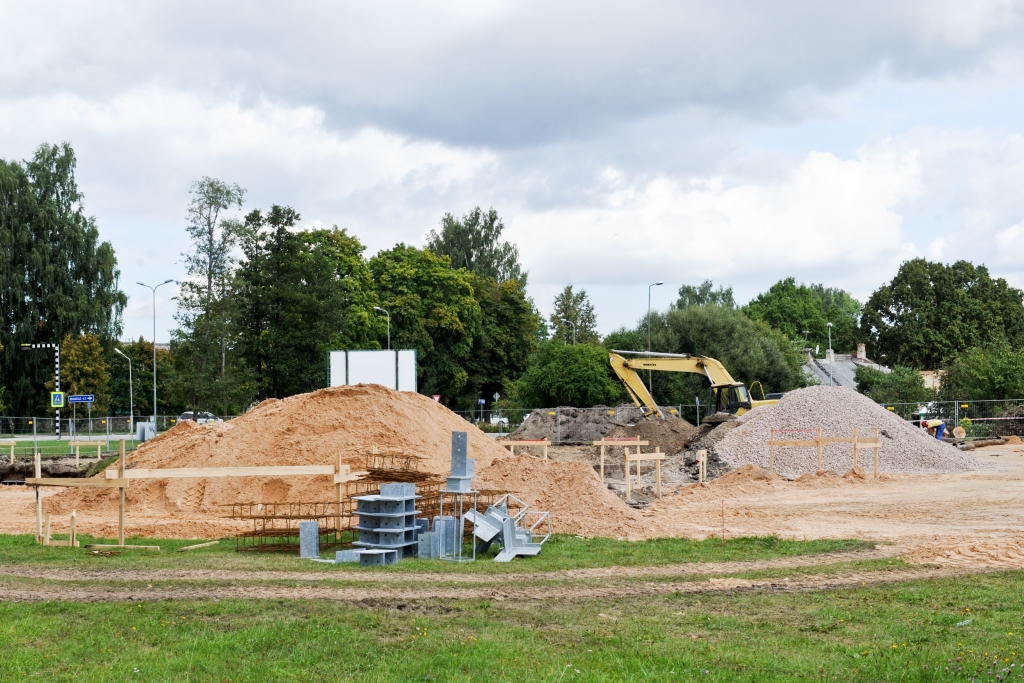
713 385 752 414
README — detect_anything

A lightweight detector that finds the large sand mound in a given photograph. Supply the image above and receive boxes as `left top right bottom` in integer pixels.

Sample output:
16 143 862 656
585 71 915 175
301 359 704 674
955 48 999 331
42 384 647 538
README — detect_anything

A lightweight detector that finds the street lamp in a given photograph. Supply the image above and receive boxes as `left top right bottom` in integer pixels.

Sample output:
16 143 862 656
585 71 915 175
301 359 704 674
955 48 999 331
138 279 174 425
827 322 833 387
560 318 576 345
114 347 133 437
374 307 391 350
648 282 664 389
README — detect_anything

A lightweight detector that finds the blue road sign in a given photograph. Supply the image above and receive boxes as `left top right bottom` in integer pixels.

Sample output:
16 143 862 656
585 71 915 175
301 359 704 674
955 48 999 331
68 394 95 403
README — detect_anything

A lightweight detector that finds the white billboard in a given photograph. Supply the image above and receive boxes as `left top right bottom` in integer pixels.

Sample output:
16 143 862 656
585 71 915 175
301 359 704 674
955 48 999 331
329 349 417 392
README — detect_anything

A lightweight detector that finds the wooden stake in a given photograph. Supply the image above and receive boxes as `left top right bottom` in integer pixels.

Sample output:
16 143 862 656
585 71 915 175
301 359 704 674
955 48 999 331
35 450 42 543
176 540 219 552
599 444 605 481
873 428 879 479
816 426 823 473
69 510 76 548
625 447 631 501
336 454 344 543
655 446 662 498
43 512 51 546
852 427 858 470
768 428 775 472
118 439 125 546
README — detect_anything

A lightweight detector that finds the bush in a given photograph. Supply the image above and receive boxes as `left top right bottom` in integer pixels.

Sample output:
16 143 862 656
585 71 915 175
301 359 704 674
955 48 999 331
855 365 934 404
511 342 624 408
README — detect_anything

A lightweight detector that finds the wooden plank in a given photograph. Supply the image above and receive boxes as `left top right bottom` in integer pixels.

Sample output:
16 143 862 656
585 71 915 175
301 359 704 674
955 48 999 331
333 469 367 484
593 439 648 446
766 440 820 447
25 478 129 488
625 452 667 461
106 465 337 479
176 540 219 552
45 539 80 547
85 544 160 551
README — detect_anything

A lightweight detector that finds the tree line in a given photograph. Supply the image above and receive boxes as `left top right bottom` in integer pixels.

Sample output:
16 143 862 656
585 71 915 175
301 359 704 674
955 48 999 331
3 143 1024 419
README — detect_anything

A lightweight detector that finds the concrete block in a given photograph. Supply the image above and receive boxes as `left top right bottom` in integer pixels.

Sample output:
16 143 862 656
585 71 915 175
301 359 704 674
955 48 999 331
335 550 360 563
299 520 319 559
136 422 156 442
380 482 416 498
417 532 435 558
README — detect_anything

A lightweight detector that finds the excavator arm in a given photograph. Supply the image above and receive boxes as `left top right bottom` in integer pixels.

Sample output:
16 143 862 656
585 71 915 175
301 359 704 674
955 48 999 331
609 350 773 420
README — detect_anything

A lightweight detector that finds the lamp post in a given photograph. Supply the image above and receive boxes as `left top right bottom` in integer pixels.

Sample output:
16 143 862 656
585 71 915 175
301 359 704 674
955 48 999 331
138 279 174 425
827 321 833 387
648 281 664 389
114 347 133 437
559 318 576 345
374 306 391 350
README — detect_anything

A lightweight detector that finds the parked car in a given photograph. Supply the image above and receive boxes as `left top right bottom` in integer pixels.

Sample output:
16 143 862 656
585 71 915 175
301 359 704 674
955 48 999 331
177 411 224 424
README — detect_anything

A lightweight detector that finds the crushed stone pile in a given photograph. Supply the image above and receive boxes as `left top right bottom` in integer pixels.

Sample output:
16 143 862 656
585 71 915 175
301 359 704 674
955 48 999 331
509 404 688 443
43 384 647 538
712 386 978 477
605 417 699 457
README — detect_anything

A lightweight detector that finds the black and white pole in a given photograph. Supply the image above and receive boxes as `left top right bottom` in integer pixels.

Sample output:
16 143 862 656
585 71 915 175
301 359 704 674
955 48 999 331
21 343 61 439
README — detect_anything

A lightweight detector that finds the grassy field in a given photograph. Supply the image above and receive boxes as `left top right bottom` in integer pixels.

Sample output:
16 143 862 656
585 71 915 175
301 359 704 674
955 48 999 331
0 438 139 458
1 571 1020 681
0 532 875 573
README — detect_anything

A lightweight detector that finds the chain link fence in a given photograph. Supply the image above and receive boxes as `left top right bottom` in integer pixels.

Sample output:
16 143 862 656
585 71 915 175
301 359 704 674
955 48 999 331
880 399 1024 438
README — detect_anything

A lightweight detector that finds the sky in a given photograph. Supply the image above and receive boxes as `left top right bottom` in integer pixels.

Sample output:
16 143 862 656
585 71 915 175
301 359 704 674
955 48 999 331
3 1 1024 344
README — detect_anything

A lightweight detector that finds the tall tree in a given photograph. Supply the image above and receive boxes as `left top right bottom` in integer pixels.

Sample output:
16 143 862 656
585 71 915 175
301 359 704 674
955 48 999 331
461 274 539 408
170 177 248 414
426 207 525 284
0 143 126 416
512 341 623 408
939 344 1024 401
861 259 1024 369
676 280 736 309
549 285 598 344
745 278 862 355
234 220 380 399
111 339 174 418
44 334 112 415
369 245 481 404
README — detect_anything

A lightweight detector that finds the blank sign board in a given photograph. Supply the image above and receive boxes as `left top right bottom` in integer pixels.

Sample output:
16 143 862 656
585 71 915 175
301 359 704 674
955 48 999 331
348 350 397 389
329 349 417 392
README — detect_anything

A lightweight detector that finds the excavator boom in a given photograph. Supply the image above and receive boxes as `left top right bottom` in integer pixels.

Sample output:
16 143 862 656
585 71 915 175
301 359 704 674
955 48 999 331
609 350 776 420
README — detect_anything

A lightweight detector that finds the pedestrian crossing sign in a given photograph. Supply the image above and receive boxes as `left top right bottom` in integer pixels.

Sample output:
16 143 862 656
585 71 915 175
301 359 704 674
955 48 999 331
50 391 65 408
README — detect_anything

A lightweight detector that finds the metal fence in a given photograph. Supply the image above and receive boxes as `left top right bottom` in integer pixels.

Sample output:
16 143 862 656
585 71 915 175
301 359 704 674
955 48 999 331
0 415 237 440
456 398 1024 443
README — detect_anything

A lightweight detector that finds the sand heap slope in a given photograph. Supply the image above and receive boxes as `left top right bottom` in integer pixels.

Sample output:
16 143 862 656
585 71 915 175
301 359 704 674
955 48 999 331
714 386 978 477
44 384 648 538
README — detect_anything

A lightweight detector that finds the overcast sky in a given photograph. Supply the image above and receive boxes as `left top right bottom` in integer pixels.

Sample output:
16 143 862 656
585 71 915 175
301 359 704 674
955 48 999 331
3 1 1024 343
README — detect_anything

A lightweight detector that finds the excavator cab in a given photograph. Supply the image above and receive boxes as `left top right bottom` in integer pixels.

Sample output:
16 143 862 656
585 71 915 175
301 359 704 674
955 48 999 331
710 383 752 415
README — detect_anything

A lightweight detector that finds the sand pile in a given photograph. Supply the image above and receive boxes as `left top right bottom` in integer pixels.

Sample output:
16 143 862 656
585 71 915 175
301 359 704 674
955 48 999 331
509 405 649 442
41 384 644 538
713 386 978 477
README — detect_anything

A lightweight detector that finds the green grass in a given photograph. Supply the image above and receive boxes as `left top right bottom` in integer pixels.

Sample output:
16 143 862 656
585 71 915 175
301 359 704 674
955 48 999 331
0 571 1021 681
0 532 875 573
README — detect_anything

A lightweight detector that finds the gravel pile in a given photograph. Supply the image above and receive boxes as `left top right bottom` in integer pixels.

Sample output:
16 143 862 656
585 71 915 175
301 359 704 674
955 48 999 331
509 405 653 442
714 386 979 476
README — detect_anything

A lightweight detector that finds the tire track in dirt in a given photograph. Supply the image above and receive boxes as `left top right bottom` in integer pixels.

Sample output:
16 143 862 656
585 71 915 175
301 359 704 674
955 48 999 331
0 567 981 603
0 546 899 585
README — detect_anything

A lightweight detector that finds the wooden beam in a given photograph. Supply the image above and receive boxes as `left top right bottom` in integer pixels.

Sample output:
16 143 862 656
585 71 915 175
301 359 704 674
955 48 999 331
107 465 338 479
25 478 129 488
0 440 14 465
625 452 667 462
69 510 76 548
85 544 159 551
175 540 219 552
43 512 51 546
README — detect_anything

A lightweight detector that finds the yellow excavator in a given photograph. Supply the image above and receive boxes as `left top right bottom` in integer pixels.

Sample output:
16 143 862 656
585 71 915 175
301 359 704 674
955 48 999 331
609 350 779 420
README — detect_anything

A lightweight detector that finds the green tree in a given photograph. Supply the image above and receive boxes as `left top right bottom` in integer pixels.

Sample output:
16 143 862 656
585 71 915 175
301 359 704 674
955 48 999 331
44 334 112 415
861 259 1024 369
512 342 623 408
938 344 1024 401
112 339 175 418
234 218 380 400
0 143 126 416
676 280 736 309
460 274 538 408
426 207 524 284
855 365 934 404
369 245 481 405
644 305 809 406
744 278 862 355
170 177 248 414
549 285 599 344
